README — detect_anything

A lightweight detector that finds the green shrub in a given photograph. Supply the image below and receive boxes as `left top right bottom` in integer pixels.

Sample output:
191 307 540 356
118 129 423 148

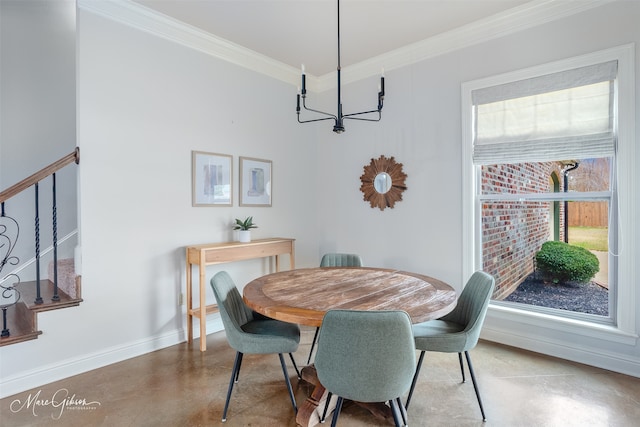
535 241 599 284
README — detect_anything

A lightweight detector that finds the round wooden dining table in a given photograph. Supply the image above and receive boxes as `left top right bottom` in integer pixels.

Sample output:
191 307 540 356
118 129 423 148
243 267 457 327
243 267 458 427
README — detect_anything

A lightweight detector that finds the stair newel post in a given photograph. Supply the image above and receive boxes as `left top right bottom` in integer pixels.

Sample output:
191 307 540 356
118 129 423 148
51 173 59 302
34 183 43 305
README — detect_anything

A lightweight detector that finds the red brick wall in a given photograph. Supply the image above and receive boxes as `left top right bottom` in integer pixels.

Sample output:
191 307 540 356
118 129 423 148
480 162 565 299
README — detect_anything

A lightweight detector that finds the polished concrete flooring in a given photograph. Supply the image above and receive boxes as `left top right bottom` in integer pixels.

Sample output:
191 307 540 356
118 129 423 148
2 326 639 426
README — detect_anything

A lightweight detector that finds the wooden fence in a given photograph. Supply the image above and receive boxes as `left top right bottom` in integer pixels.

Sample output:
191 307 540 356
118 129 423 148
568 201 608 227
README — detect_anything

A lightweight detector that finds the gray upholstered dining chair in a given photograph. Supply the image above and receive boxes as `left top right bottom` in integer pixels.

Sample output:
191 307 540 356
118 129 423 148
314 309 416 427
306 252 364 364
319 252 364 267
210 271 301 422
405 271 495 421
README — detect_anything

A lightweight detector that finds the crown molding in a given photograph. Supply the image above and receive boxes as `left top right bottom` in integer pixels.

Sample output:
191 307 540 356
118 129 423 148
77 0 303 87
318 0 615 91
78 0 614 94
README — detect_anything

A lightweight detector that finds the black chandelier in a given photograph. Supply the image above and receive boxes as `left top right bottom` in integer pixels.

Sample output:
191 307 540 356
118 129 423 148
296 0 385 134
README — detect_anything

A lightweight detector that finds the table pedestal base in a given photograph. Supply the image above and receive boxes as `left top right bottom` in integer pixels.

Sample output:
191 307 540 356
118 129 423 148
296 365 394 426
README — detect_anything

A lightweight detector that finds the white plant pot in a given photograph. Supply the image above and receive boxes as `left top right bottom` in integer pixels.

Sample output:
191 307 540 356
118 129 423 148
238 230 251 242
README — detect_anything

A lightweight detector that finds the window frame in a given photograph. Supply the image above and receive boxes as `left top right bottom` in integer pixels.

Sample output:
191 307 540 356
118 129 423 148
462 44 637 342
479 183 614 324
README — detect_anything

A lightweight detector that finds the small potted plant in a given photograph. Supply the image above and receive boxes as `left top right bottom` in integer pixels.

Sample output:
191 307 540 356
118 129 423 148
233 216 257 242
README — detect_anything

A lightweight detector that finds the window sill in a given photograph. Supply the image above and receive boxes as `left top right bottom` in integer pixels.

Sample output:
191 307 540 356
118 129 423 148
486 303 638 346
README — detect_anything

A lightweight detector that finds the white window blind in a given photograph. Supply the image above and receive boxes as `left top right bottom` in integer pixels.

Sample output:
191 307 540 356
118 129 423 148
472 61 617 164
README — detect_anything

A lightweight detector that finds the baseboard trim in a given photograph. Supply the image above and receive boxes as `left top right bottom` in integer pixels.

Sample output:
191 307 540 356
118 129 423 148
482 327 640 378
0 319 224 399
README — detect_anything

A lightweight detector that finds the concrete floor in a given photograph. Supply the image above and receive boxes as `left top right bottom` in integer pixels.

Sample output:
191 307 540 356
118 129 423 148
2 326 639 426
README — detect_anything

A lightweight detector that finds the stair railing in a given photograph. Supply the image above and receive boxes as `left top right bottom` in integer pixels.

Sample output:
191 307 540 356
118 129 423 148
0 148 79 336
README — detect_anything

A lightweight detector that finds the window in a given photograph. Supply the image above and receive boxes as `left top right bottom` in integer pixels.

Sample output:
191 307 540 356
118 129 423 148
462 44 636 336
480 159 612 320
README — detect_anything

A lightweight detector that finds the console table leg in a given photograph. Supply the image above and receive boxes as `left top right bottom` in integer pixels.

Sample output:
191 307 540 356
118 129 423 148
199 262 207 351
186 259 193 344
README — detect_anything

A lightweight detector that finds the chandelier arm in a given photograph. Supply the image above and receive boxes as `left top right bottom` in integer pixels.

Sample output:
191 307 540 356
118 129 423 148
343 115 382 123
302 100 338 120
343 109 382 119
297 115 336 124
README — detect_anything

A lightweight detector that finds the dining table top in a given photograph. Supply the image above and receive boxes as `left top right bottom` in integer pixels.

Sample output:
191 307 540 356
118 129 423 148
242 267 458 327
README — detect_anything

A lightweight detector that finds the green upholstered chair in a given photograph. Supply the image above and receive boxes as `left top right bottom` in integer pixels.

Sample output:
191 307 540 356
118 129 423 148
319 253 363 268
314 309 416 427
405 271 495 421
306 253 364 364
210 271 301 422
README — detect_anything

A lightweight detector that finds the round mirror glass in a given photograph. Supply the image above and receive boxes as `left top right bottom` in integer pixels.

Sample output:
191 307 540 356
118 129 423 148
374 172 392 194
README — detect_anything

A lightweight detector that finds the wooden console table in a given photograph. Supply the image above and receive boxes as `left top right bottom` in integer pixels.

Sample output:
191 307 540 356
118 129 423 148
185 238 295 351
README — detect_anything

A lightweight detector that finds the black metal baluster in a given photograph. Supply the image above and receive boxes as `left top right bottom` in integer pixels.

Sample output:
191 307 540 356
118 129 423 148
1 308 9 337
34 183 43 305
51 173 59 301
1 202 9 336
1 202 21 336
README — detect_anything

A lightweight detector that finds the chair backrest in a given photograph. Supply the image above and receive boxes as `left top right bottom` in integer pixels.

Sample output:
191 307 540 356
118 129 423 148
319 253 363 267
314 309 416 403
210 271 254 350
441 271 495 350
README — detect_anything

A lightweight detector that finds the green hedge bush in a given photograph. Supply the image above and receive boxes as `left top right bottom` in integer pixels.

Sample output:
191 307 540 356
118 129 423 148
535 241 599 284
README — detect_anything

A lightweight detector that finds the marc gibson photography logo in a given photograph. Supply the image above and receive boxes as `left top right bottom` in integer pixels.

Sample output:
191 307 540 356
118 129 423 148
10 388 101 420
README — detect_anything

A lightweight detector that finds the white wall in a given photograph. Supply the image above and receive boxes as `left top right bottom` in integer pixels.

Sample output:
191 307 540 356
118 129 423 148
1 0 638 398
0 0 78 268
0 5 319 397
314 61 465 286
315 1 640 376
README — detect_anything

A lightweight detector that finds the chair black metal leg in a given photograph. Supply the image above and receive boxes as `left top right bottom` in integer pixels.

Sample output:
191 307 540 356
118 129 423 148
389 399 403 427
279 353 298 414
307 327 320 364
396 397 408 426
405 350 425 409
458 352 466 383
234 352 244 383
330 396 344 427
320 391 333 423
222 351 243 422
464 351 486 421
289 353 301 379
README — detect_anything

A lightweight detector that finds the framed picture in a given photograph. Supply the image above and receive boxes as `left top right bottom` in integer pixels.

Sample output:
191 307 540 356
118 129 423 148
239 156 272 206
192 151 232 206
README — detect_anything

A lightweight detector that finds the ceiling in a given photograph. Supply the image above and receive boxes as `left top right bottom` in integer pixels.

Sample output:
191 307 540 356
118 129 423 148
132 0 532 76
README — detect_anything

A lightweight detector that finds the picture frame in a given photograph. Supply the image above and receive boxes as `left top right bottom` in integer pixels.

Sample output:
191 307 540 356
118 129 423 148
192 151 232 207
239 156 272 207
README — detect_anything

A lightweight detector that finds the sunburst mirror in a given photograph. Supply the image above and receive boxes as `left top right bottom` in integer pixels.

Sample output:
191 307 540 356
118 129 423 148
359 155 407 210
